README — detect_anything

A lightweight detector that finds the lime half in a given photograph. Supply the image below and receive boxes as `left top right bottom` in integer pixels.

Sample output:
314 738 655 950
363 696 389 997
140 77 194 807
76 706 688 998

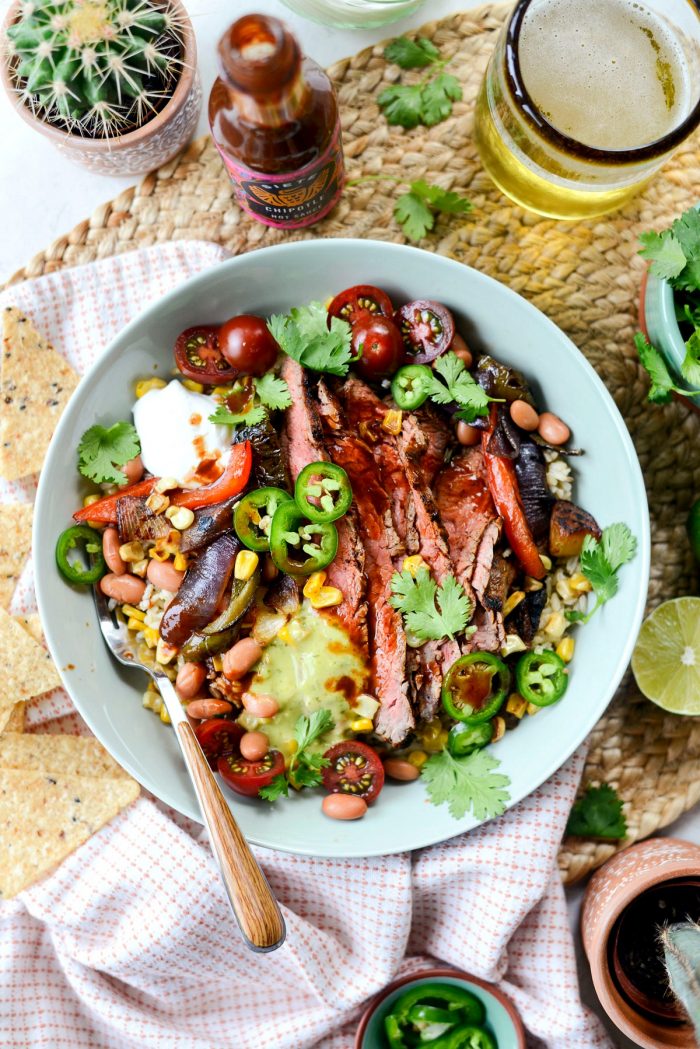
632 597 700 715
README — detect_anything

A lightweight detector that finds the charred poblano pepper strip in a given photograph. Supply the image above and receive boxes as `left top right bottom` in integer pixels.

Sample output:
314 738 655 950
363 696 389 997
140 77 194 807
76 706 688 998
234 488 292 552
270 500 338 575
56 525 106 585
294 462 352 524
180 570 260 660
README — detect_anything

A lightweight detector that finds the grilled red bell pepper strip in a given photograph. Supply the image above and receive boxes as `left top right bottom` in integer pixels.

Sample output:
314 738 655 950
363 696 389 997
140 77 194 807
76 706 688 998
73 477 157 524
482 407 546 580
171 442 252 510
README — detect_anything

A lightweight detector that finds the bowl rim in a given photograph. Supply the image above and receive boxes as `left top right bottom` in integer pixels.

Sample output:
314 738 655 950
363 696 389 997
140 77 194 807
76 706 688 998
33 237 651 856
353 966 527 1049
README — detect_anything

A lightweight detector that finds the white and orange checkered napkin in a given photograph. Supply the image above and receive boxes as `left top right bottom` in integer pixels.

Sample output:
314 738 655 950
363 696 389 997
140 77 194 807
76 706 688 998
0 245 611 1049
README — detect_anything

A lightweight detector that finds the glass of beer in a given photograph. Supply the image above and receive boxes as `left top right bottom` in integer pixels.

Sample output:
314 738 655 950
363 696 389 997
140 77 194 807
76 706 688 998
474 0 700 220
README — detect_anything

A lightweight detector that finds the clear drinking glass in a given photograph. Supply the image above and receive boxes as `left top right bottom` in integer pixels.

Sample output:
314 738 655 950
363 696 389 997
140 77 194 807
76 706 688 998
474 0 700 220
280 0 426 31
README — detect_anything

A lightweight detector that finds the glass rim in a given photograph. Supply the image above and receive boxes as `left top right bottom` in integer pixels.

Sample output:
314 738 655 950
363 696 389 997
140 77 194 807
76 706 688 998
505 0 700 163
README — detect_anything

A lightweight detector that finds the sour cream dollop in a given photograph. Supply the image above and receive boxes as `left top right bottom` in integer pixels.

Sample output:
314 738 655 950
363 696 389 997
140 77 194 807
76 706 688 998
132 380 232 485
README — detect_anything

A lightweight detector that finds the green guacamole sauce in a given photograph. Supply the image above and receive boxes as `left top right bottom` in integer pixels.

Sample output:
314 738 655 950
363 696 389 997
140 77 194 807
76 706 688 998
238 602 369 754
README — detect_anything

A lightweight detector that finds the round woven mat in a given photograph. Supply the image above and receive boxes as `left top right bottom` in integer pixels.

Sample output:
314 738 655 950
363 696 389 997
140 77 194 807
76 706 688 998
6 2 700 883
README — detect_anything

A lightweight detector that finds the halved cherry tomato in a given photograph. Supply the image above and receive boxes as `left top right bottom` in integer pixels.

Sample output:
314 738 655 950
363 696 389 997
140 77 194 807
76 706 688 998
171 441 252 510
352 316 405 381
218 749 285 797
73 477 157 524
218 316 279 377
327 284 393 327
174 325 238 384
194 718 244 770
394 300 455 363
321 740 385 803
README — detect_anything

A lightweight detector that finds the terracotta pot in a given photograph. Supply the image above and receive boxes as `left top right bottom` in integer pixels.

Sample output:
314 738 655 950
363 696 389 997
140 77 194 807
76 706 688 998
581 837 700 1049
0 0 201 176
354 967 526 1049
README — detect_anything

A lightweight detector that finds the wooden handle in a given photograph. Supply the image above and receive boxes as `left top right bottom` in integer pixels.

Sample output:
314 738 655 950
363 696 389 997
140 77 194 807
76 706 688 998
177 720 286 952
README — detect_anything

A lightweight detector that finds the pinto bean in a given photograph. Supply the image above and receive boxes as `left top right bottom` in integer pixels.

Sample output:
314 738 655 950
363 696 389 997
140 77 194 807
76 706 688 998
186 698 232 719
99 572 146 604
262 555 279 582
241 693 279 719
451 333 473 368
538 411 571 445
123 456 144 484
102 527 126 575
240 731 270 761
510 399 539 432
322 794 367 820
456 421 480 446
175 662 206 700
147 558 185 593
222 637 263 681
383 758 420 782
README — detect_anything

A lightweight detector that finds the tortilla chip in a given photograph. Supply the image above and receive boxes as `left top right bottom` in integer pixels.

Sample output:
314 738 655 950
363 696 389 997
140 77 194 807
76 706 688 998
0 733 129 778
0 307 79 481
0 576 15 610
0 768 139 898
0 608 60 730
14 613 45 647
0 503 33 579
3 704 25 734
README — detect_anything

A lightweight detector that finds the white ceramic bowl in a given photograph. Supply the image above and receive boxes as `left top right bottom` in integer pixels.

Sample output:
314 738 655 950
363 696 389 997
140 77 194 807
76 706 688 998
34 239 650 858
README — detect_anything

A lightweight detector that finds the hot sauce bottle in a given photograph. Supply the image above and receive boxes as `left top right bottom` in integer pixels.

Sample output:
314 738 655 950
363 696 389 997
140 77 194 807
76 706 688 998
209 14 344 230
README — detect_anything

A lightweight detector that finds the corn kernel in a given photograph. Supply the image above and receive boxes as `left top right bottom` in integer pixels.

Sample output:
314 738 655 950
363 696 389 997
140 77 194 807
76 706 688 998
151 694 163 714
122 604 145 621
235 550 259 581
149 547 171 562
382 409 403 435
135 376 167 398
543 612 567 641
119 541 145 563
212 385 234 397
556 637 575 663
280 739 298 758
526 702 540 716
351 717 374 733
167 506 195 530
402 555 428 578
309 586 343 609
438 729 449 748
407 750 427 769
540 554 553 571
132 558 148 578
506 693 528 719
156 638 178 665
491 716 506 742
159 704 171 724
355 693 380 718
142 690 155 710
501 634 527 657
523 577 544 592
83 494 101 507
156 476 179 494
146 491 170 514
569 572 592 594
212 654 224 672
173 552 188 572
503 590 525 617
277 624 295 645
181 379 204 393
127 616 144 632
303 571 327 599
142 627 159 648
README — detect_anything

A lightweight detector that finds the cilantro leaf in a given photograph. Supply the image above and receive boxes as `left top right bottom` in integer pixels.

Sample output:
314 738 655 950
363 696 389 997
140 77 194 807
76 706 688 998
566 784 627 840
421 749 511 820
294 708 335 752
268 303 354 377
208 404 266 427
77 421 141 485
639 229 687 281
681 329 700 387
258 775 289 803
394 191 435 241
255 372 292 411
675 259 700 294
634 331 676 404
565 523 636 625
420 72 462 126
287 709 335 791
579 534 620 603
383 35 440 69
410 180 473 217
671 207 700 263
601 522 638 572
389 568 473 642
425 350 494 421
377 83 425 128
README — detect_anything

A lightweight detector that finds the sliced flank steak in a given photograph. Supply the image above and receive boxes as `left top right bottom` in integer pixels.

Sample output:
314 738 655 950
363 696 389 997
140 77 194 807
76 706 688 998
281 358 368 652
318 380 414 746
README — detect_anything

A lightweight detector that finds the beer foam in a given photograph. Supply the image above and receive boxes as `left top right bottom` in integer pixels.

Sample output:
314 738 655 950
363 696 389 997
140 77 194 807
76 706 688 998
518 0 691 150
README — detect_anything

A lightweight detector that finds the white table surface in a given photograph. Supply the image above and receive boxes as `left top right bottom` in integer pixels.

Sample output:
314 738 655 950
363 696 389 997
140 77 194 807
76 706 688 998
1 0 698 1044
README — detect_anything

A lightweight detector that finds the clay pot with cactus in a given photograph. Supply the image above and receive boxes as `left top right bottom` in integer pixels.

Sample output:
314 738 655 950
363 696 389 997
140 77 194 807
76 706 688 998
1 0 201 175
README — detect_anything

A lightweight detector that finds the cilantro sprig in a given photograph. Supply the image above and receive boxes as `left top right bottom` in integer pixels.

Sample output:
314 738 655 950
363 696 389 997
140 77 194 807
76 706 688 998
389 567 473 643
394 180 473 242
421 748 511 820
635 331 700 404
565 523 637 626
77 421 141 485
258 709 335 802
566 783 627 840
639 206 700 290
379 36 462 129
423 350 499 423
208 371 292 426
267 303 355 377
209 404 266 427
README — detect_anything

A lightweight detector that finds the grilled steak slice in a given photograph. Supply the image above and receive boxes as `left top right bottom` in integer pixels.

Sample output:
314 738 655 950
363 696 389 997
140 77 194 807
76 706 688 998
318 380 413 746
235 413 289 490
414 405 451 487
282 360 368 651
469 607 504 652
482 554 515 613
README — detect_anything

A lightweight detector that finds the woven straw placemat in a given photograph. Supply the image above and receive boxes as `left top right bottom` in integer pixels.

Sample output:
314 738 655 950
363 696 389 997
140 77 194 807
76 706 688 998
6 2 700 883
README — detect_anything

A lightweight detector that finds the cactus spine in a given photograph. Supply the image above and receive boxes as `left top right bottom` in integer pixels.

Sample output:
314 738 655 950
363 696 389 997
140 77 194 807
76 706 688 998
5 0 185 136
660 921 700 1038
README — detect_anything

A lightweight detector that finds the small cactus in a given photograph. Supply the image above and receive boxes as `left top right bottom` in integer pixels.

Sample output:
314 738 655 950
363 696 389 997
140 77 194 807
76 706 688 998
660 921 700 1039
4 0 185 136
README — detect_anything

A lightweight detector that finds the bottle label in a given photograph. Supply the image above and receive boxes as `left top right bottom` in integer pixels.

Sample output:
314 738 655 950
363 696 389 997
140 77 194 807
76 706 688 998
218 121 344 230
